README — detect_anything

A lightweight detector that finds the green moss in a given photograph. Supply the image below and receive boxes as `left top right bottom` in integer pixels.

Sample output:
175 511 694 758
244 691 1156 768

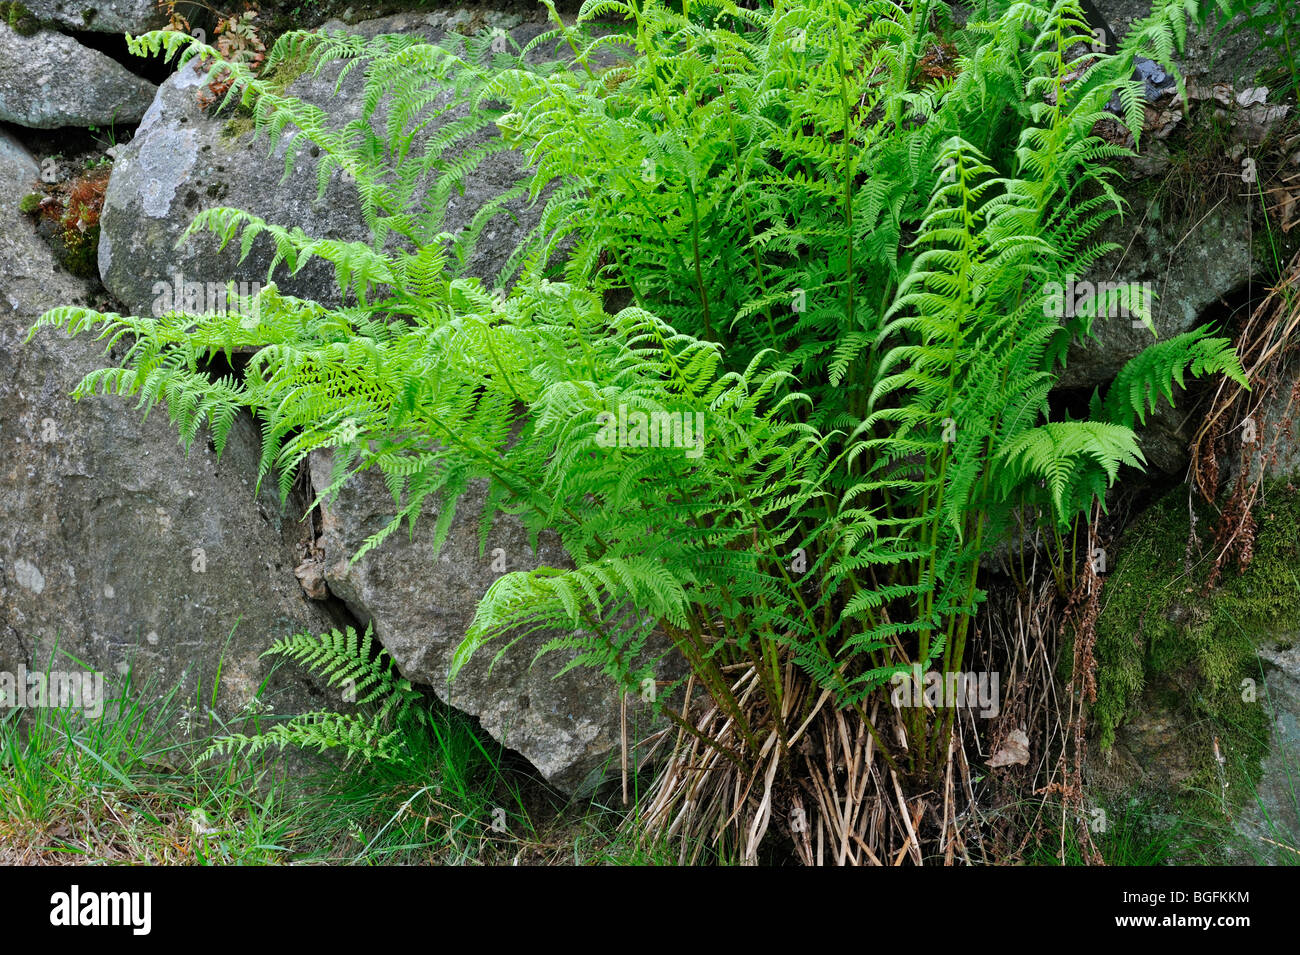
221 114 256 141
1092 491 1190 749
1091 483 1298 824
1 0 40 35
60 225 99 278
18 192 41 215
261 47 313 93
1216 493 1300 634
216 47 317 143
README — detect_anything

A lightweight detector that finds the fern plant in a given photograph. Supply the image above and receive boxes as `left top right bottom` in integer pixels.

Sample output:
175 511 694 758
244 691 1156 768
204 625 429 763
30 0 1249 854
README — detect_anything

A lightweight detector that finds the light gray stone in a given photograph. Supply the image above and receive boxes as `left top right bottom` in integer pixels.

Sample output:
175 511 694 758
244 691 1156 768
95 12 673 791
309 451 673 794
1231 640 1300 860
98 10 558 317
24 0 170 34
1057 204 1256 392
0 126 340 728
0 25 157 129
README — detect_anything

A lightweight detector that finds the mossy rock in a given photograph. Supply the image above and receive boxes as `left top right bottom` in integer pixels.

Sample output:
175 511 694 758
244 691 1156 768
55 225 100 278
1 1 40 35
1086 482 1300 852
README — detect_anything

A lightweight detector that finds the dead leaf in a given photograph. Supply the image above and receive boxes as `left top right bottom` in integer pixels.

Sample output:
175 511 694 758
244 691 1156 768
1237 86 1269 108
1143 105 1182 139
1247 103 1291 126
294 560 328 600
47 823 72 841
989 728 1030 767
1268 186 1299 232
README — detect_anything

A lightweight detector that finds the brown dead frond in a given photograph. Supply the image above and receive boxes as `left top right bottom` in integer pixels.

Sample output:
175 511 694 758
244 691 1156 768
632 655 980 865
965 511 1110 865
1034 510 1106 865
1190 249 1300 586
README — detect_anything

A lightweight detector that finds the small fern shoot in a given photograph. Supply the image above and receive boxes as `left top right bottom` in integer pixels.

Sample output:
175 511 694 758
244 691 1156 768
203 625 428 764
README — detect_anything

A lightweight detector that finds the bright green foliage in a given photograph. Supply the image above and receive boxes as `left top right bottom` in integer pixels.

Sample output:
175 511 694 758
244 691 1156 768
1092 328 1244 429
203 625 430 762
29 0 1248 778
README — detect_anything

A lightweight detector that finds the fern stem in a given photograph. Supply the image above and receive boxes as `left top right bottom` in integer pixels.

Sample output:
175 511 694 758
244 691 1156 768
686 185 715 342
832 0 856 332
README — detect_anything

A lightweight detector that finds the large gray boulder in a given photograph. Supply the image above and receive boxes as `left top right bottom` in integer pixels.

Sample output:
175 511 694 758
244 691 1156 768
97 58 366 318
309 453 671 794
1057 187 1257 392
0 127 339 726
98 9 553 317
0 25 157 128
96 10 672 792
24 0 170 34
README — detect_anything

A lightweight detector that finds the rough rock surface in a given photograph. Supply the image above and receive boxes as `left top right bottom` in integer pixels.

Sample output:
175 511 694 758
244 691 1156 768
0 127 339 725
24 0 170 34
1088 634 1300 863
1050 2 1290 477
1231 640 1300 858
1238 356 1300 482
99 10 552 317
0 25 157 129
1105 0 1280 88
1055 0 1281 396
1057 202 1257 393
309 452 670 795
96 10 672 791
